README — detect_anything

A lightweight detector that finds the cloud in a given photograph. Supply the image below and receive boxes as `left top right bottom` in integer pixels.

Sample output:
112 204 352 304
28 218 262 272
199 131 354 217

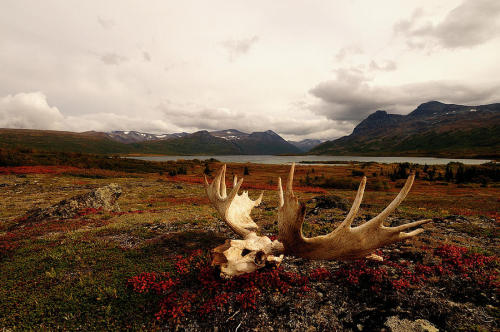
0 92 345 140
100 53 128 65
158 100 245 130
97 16 115 30
0 92 65 130
0 92 178 133
334 46 363 62
63 112 176 133
395 0 500 49
157 99 351 140
220 36 259 61
369 60 397 72
309 68 500 121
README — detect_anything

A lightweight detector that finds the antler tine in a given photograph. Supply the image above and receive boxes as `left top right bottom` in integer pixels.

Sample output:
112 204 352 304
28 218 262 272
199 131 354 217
278 177 284 207
364 172 415 228
227 177 244 201
338 176 366 229
220 164 227 198
286 162 295 195
390 218 431 232
210 165 225 199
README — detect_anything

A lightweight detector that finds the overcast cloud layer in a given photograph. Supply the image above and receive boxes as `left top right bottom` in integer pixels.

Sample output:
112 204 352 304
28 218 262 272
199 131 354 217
1 0 499 140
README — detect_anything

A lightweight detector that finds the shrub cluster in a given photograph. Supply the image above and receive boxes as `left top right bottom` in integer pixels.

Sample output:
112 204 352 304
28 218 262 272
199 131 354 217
128 250 316 323
128 245 498 326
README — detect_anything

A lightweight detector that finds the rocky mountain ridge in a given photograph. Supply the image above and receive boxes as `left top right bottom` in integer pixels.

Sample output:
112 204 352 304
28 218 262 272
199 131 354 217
310 101 500 158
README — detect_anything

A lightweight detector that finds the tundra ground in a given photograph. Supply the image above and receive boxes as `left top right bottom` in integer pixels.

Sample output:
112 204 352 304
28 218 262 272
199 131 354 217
0 162 498 331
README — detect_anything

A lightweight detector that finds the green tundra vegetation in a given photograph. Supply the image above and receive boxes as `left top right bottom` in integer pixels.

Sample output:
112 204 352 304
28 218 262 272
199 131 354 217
0 150 498 330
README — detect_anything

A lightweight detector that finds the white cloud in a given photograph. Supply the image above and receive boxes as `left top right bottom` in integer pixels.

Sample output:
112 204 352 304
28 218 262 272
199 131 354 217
0 92 179 133
0 92 65 130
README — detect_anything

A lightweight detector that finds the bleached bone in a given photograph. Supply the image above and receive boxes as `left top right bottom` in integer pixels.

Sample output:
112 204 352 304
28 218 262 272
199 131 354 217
211 233 284 278
205 165 284 276
204 163 431 276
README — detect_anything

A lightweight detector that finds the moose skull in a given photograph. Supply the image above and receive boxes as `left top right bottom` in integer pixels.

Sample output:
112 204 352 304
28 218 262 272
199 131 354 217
211 233 284 278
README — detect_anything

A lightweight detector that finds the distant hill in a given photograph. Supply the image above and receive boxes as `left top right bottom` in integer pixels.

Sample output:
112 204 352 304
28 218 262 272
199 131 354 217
310 101 500 158
0 128 302 155
288 139 323 152
0 129 133 154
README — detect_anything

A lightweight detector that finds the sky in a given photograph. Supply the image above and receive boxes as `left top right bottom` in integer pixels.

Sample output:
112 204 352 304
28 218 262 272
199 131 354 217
1 0 500 140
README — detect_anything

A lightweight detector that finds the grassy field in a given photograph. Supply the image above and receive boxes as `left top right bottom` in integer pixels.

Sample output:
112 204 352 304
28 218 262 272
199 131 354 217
0 161 498 330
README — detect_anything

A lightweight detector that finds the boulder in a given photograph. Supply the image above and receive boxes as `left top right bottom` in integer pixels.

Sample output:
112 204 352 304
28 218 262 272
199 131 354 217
21 183 122 223
385 316 438 332
308 195 350 211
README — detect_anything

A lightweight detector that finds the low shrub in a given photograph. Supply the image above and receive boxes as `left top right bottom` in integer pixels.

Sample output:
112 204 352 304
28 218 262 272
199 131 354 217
128 245 498 326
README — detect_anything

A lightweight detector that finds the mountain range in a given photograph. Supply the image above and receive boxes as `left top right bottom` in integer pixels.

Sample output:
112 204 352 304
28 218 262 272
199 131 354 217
0 128 310 155
310 101 500 158
1 101 498 157
105 129 321 153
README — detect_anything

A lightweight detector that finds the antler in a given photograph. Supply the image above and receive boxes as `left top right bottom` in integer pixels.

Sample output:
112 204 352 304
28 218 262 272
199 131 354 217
204 163 431 277
204 165 284 277
204 164 263 238
277 163 431 260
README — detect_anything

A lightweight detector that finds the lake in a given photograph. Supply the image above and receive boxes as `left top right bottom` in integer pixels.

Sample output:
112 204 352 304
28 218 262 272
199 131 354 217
128 155 492 165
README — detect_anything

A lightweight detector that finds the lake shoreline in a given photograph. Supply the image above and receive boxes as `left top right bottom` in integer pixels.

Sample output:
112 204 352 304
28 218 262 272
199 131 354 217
127 155 492 166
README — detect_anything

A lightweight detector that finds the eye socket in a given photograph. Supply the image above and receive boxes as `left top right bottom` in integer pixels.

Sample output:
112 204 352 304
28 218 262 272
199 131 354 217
241 249 252 256
255 251 265 264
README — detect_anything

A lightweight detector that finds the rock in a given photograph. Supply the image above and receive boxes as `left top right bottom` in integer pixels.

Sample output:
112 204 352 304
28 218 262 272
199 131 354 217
308 195 349 211
20 183 122 224
385 316 438 332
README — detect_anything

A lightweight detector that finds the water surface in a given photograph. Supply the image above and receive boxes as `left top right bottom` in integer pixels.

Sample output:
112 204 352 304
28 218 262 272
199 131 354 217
128 155 491 165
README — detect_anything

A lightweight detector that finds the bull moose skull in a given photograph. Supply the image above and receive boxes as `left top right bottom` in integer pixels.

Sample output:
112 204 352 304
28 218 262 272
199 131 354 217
211 233 284 278
205 164 431 277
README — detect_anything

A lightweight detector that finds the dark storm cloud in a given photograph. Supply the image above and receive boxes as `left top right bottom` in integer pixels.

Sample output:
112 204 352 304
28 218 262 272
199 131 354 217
220 36 259 61
395 0 500 49
309 68 500 121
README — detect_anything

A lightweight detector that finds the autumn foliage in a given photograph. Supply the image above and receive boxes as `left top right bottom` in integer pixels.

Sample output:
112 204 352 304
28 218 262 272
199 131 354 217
128 245 498 325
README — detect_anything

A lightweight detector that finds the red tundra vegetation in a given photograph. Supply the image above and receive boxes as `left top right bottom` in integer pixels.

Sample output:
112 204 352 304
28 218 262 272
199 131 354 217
128 245 499 325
